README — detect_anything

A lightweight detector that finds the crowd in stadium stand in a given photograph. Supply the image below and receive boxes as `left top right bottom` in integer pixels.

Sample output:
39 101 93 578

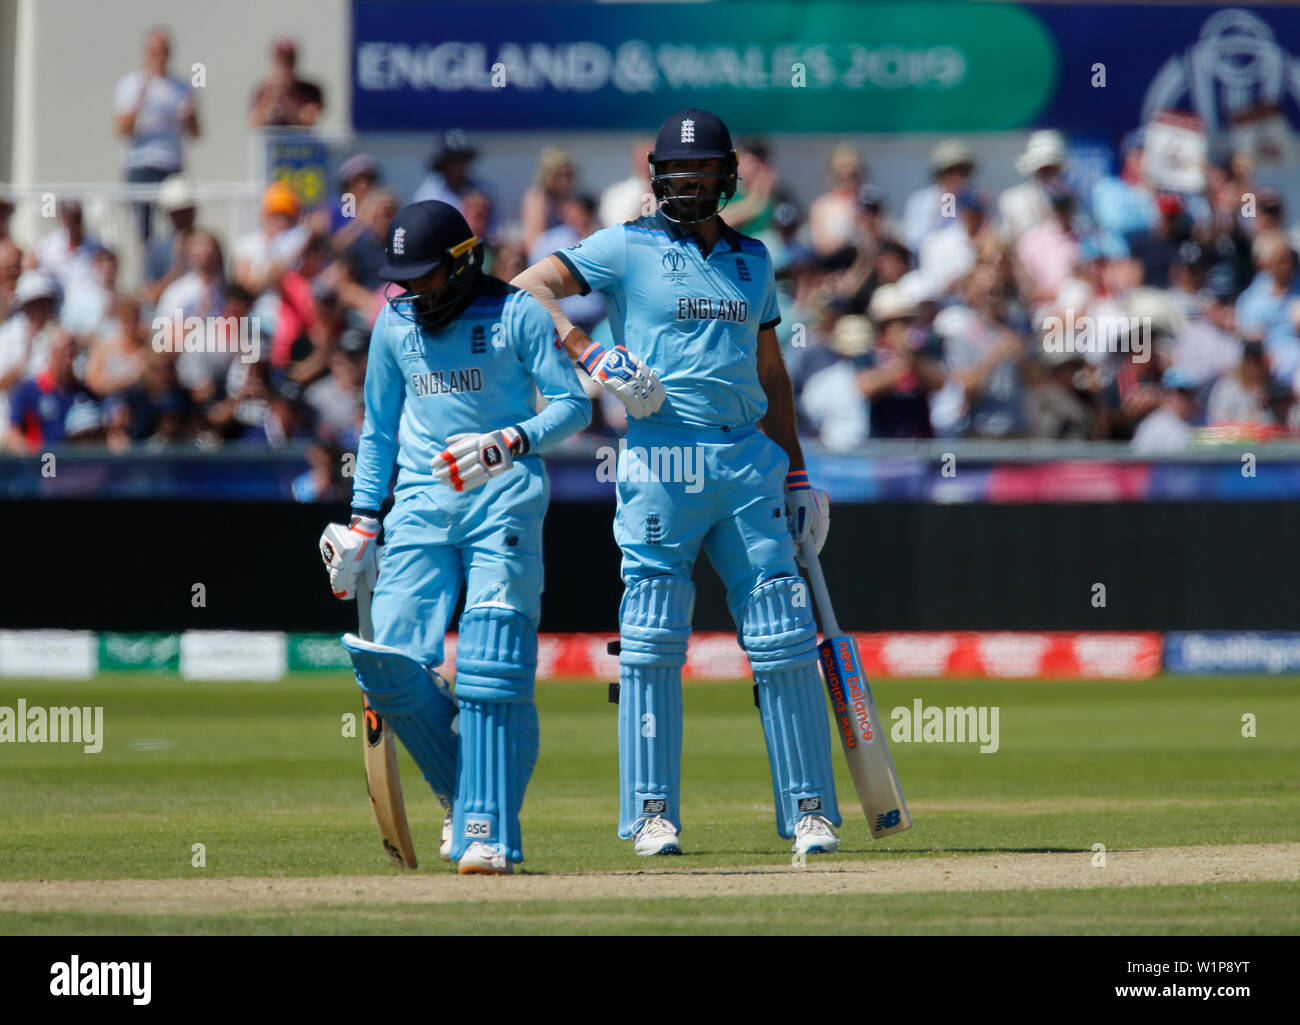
3 32 1300 472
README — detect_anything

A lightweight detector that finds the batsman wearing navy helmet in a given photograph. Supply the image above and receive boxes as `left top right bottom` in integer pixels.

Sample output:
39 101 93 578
320 200 590 873
514 109 840 856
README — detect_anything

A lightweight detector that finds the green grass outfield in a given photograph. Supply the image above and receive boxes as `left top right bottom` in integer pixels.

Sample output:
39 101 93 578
0 673 1297 934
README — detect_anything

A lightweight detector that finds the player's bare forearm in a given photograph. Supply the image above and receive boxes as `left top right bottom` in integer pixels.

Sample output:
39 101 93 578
756 327 805 473
512 255 587 358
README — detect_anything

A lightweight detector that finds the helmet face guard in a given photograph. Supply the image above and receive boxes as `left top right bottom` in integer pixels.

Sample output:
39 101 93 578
385 236 481 331
649 154 739 225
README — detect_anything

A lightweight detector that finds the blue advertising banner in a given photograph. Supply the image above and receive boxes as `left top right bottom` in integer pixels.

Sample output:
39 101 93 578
351 2 1300 146
1165 632 1300 674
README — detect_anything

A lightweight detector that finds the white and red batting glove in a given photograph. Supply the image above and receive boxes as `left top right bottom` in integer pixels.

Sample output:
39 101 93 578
319 514 379 600
784 469 830 565
433 427 524 492
577 342 666 420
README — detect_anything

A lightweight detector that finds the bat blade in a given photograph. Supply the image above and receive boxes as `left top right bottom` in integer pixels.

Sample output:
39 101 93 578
818 632 912 839
362 694 419 869
355 574 418 869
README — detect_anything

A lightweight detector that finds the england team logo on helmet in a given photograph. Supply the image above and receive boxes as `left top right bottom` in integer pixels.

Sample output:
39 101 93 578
648 108 739 225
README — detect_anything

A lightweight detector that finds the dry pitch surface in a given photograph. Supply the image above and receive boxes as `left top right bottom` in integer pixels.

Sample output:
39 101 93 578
3 843 1297 914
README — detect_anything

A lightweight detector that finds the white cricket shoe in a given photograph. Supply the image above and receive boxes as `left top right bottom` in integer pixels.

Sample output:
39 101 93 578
439 813 453 863
792 814 840 854
634 815 682 856
457 841 511 875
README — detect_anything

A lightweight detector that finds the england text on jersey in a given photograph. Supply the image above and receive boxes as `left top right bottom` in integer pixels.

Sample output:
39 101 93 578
410 368 484 397
676 297 749 323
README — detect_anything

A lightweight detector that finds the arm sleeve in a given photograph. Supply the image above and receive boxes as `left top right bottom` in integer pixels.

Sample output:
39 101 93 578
509 294 592 453
551 224 627 296
351 308 404 512
759 258 781 331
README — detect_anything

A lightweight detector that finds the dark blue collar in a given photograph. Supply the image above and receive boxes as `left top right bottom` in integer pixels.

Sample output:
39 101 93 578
656 210 743 254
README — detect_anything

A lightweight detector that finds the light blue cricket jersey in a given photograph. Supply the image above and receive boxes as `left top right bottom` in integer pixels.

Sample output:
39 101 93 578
556 211 782 430
352 276 590 512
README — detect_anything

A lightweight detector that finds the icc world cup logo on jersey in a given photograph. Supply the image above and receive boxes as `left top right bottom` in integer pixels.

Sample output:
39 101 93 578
661 249 689 284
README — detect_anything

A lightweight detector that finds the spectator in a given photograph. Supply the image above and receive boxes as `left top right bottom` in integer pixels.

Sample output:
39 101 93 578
0 239 25 315
999 130 1067 241
1017 182 1080 304
0 195 13 245
4 331 84 453
842 237 910 317
1090 129 1157 245
1208 340 1276 427
931 265 1028 438
1098 302 1172 441
0 271 61 425
156 230 226 393
858 285 944 438
233 182 309 296
340 189 399 291
599 138 654 227
157 230 224 324
293 440 347 502
248 37 324 128
303 349 365 445
1235 231 1300 385
61 247 118 337
1132 368 1198 454
520 147 577 253
414 131 497 236
902 138 976 254
1025 348 1095 440
1127 194 1193 289
36 200 101 296
143 174 198 306
85 295 149 398
121 352 193 444
1168 274 1239 386
796 314 874 450
809 144 865 257
331 154 381 239
725 139 792 252
528 194 604 333
460 189 497 269
903 188 986 303
63 396 106 445
113 27 199 241
1252 186 1286 237
206 358 280 445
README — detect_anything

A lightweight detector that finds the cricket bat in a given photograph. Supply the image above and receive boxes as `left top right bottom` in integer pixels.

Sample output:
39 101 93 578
800 540 912 839
355 575 419 869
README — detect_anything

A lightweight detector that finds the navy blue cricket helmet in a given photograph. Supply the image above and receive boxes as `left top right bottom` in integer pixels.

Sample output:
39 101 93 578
378 200 482 329
648 108 739 225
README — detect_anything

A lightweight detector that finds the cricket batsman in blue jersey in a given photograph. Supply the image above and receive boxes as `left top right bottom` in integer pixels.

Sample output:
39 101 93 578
514 109 840 856
319 200 590 874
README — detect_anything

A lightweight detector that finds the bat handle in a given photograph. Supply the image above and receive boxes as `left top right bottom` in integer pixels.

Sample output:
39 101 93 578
356 573 375 643
799 540 842 638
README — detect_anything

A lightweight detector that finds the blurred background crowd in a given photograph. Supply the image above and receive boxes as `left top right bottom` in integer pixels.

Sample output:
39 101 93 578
4 25 1300 487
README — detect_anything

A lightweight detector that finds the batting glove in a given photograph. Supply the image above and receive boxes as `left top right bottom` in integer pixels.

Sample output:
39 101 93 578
320 514 379 600
433 427 524 492
784 469 830 565
577 342 666 419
